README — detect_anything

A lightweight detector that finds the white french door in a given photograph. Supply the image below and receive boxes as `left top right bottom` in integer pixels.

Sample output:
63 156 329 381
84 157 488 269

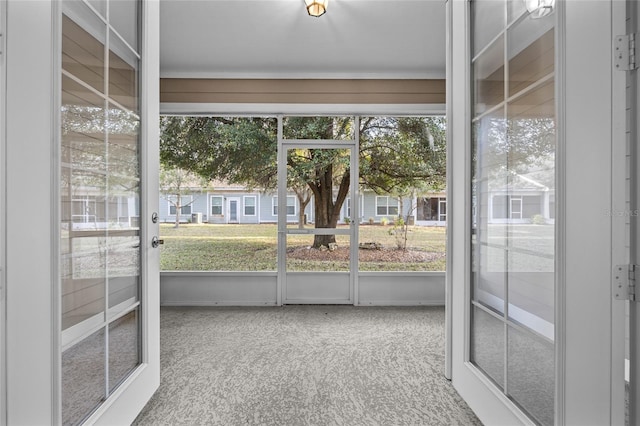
60 1 161 424
5 0 159 424
448 0 628 425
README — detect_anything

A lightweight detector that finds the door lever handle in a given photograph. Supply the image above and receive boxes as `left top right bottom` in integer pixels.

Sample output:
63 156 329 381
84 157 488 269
151 236 164 248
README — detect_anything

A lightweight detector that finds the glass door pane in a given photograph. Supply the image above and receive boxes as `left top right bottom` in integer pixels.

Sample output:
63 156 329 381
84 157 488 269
506 79 555 330
470 2 556 424
281 144 354 303
61 1 141 423
284 148 352 276
471 0 505 57
357 116 447 272
61 7 108 421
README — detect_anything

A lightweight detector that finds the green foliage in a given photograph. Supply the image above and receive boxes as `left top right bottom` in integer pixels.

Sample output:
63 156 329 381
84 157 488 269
159 163 209 192
359 116 446 195
531 214 546 225
160 115 447 201
478 116 555 180
161 116 279 190
389 216 409 250
380 217 389 226
282 116 352 140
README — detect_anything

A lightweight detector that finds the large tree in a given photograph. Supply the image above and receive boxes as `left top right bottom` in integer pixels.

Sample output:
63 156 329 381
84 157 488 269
160 116 446 248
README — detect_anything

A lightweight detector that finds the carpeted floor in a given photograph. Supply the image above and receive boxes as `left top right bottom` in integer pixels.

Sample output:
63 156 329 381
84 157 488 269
133 306 482 426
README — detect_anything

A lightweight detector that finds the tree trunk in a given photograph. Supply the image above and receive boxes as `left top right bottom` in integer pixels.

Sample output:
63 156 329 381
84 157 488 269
311 168 343 248
174 195 181 228
313 233 336 248
312 211 338 247
312 206 339 247
293 188 312 229
308 157 351 248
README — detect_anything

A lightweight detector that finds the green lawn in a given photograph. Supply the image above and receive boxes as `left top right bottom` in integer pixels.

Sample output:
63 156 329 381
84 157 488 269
160 223 447 272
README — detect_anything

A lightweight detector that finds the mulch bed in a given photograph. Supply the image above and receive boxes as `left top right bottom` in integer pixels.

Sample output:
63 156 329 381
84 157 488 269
286 245 444 263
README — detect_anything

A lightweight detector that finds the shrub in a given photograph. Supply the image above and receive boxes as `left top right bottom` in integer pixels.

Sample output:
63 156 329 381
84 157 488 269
531 214 546 225
344 217 351 225
380 217 389 226
389 216 409 250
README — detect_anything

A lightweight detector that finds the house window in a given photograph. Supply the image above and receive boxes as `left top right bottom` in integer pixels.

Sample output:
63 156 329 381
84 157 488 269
375 196 398 216
346 197 351 218
211 196 223 215
273 196 296 216
169 196 192 215
522 195 542 218
244 196 256 216
492 195 509 219
416 197 446 221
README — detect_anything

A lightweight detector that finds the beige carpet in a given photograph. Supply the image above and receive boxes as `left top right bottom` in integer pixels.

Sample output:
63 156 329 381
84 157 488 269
133 306 481 425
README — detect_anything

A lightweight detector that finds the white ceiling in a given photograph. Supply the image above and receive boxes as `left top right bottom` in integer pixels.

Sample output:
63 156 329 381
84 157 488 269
159 0 447 79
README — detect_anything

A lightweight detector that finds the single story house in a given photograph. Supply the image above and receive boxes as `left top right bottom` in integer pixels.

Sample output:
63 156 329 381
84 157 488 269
159 181 448 226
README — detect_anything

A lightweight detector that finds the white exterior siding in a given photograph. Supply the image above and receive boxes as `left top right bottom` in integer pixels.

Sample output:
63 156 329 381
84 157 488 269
159 192 208 223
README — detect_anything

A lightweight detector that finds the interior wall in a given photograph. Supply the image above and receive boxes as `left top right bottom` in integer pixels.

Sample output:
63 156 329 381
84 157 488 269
160 78 445 105
5 1 56 423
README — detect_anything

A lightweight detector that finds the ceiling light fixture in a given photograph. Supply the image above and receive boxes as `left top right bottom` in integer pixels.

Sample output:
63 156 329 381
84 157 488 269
305 0 328 17
524 0 555 19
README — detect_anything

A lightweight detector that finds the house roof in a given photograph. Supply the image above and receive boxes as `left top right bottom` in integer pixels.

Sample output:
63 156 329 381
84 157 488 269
488 169 552 192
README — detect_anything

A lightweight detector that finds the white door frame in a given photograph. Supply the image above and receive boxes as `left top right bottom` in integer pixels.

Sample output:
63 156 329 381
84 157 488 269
448 0 528 421
276 115 359 305
509 197 522 220
624 0 640 422
91 0 161 423
448 0 627 424
0 0 6 423
227 197 241 223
